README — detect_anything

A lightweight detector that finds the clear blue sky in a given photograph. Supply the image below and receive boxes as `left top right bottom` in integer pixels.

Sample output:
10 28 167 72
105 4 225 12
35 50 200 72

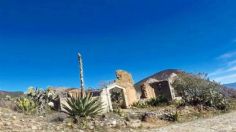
0 0 236 91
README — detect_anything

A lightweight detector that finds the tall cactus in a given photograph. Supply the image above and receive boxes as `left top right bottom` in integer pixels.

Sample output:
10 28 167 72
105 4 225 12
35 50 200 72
78 52 85 98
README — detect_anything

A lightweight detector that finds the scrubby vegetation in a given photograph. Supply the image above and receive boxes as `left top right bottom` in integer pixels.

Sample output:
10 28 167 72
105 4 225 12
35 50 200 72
133 96 169 108
14 87 60 115
132 100 148 108
27 87 59 114
173 73 230 111
147 96 169 107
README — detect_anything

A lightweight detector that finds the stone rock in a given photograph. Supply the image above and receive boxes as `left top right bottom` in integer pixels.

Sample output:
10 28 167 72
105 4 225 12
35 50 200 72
142 112 159 123
31 126 37 130
88 122 95 130
104 118 117 128
12 116 16 120
4 122 11 126
125 120 142 128
67 123 73 128
126 112 142 121
111 120 117 127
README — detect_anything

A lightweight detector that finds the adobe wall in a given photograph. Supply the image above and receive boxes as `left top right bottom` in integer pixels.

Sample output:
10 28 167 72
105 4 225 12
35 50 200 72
115 70 138 106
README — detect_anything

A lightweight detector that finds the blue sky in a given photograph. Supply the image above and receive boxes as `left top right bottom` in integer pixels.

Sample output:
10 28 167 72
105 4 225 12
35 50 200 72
0 0 236 91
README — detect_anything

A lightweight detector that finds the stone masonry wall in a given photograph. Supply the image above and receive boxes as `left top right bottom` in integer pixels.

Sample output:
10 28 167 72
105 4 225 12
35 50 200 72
115 70 138 106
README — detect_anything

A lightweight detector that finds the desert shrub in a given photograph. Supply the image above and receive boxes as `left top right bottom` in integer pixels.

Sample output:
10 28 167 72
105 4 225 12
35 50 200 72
133 96 169 108
172 99 185 108
173 73 229 110
63 93 103 122
147 96 169 106
113 108 125 116
0 99 17 110
132 100 149 108
16 97 36 114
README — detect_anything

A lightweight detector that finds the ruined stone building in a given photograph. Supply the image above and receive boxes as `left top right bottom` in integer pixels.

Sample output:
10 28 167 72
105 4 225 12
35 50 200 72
135 69 182 101
52 69 182 113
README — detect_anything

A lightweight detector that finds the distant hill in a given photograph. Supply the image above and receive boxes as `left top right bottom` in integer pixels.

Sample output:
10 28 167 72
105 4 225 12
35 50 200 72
224 83 236 89
0 90 23 98
135 69 184 87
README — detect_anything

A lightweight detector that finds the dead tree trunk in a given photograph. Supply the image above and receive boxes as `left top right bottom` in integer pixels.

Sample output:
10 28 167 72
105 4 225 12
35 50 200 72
78 53 85 98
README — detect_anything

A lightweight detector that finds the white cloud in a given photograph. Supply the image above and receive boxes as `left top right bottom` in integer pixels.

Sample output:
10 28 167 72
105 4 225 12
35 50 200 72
209 68 224 77
209 66 236 77
209 61 236 84
227 59 236 66
217 51 236 60
213 73 236 84
210 40 236 83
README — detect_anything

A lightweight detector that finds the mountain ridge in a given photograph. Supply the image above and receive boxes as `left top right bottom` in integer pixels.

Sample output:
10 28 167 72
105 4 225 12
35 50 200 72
0 90 23 98
224 82 236 89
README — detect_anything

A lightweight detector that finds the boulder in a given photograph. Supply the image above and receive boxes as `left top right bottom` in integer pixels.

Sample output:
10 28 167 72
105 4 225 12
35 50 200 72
141 112 159 123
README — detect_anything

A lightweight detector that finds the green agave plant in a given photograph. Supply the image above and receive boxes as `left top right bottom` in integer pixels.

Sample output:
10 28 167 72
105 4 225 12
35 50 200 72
63 93 103 118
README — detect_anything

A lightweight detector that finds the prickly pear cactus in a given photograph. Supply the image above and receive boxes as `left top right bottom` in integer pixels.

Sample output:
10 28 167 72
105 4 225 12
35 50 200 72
16 97 36 114
26 87 59 115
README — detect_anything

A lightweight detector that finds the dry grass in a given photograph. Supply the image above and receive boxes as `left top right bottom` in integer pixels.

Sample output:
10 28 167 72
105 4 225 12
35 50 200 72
229 99 236 110
0 99 17 111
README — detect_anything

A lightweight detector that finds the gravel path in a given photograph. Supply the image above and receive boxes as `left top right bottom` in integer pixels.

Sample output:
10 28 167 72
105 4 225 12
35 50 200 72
144 111 236 132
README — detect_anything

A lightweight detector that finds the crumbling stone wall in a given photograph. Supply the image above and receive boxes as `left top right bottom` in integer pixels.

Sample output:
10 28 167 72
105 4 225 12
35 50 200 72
139 80 175 100
137 72 179 100
140 82 156 99
115 70 138 106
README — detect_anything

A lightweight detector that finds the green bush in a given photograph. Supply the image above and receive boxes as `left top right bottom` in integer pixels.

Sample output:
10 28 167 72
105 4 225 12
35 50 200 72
173 73 229 110
132 101 148 108
63 93 103 120
16 97 36 114
133 96 169 108
147 96 169 106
